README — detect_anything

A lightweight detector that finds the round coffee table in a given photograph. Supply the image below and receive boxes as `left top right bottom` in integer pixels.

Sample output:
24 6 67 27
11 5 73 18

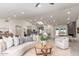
34 43 53 56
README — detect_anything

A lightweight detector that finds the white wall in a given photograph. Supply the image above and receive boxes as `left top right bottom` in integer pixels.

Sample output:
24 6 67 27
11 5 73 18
0 19 36 37
0 19 9 28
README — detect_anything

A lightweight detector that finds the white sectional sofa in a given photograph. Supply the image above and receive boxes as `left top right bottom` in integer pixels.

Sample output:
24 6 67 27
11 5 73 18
1 41 36 56
0 36 37 56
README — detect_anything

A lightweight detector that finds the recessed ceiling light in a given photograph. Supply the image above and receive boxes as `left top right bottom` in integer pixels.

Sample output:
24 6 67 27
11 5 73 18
67 18 70 20
67 11 71 15
50 16 53 18
21 12 24 14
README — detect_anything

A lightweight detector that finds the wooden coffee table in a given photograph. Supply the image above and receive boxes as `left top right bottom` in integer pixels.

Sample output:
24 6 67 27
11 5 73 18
34 43 53 56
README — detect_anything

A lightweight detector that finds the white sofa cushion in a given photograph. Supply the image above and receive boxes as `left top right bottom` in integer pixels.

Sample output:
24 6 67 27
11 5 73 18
14 37 19 46
19 38 24 44
0 40 3 53
0 39 6 53
3 37 14 49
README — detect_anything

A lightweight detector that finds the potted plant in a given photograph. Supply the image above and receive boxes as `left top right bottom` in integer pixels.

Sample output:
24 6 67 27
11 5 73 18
40 32 48 46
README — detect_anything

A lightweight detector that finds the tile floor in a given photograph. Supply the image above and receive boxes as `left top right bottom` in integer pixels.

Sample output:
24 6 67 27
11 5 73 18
23 40 79 56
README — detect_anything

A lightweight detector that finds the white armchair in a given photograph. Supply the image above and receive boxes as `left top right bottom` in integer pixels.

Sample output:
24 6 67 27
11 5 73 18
55 37 69 49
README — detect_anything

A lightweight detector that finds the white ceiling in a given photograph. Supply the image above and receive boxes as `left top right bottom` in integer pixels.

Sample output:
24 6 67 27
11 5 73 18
0 3 79 25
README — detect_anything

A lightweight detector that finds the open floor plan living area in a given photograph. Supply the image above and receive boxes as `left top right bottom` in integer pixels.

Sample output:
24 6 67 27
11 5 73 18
0 3 79 56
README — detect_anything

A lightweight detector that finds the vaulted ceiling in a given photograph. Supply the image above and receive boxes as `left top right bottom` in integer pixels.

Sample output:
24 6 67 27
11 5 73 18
0 3 79 25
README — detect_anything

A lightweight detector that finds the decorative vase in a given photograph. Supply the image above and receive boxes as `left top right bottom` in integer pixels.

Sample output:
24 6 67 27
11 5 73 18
41 41 46 46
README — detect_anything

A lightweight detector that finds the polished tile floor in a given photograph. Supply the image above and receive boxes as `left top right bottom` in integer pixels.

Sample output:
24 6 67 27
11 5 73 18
23 40 79 56
70 40 79 56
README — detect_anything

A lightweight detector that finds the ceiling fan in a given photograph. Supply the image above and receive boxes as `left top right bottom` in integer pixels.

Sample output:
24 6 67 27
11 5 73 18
35 3 54 7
